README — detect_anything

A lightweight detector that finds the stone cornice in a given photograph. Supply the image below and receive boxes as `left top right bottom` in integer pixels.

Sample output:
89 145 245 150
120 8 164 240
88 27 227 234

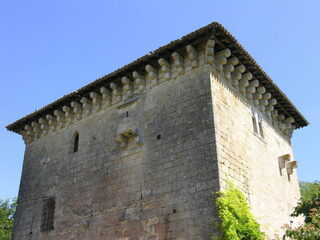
6 22 308 143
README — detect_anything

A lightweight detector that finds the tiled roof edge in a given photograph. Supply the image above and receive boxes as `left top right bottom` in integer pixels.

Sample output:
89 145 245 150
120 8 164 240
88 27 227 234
6 22 308 133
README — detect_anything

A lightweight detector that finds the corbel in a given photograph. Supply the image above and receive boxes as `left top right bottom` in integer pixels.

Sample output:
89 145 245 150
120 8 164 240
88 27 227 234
266 98 277 112
224 57 239 80
19 130 32 144
80 97 92 116
110 82 122 104
205 39 215 64
171 52 184 76
116 134 128 149
62 105 74 125
285 161 298 175
231 65 245 87
145 64 158 87
284 117 294 129
279 121 287 131
277 115 285 131
46 114 57 132
132 71 145 94
253 86 266 106
54 110 65 129
246 79 259 100
132 128 144 146
24 124 34 142
215 48 231 72
265 98 277 118
90 91 102 112
259 92 272 112
278 154 291 170
286 124 296 137
31 121 41 138
271 109 278 120
186 45 198 69
158 58 171 82
239 72 252 93
100 87 111 108
121 76 133 100
38 118 49 135
278 114 285 121
71 101 82 120
116 127 144 149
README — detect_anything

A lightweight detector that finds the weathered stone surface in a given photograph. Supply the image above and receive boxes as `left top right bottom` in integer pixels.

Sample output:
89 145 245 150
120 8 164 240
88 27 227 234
12 65 220 240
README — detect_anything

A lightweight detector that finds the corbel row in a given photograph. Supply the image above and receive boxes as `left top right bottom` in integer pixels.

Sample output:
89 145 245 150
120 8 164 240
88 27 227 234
19 44 204 143
205 39 296 137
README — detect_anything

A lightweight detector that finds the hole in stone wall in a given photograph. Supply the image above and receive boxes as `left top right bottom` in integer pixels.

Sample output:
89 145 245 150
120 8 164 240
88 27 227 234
157 134 161 140
126 111 129 117
172 209 177 213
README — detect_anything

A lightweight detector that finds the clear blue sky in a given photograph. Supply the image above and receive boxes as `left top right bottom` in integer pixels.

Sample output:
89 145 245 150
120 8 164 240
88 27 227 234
1 0 319 199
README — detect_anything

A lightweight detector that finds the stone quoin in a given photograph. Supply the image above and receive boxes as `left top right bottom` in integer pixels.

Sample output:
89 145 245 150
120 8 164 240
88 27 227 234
7 22 308 239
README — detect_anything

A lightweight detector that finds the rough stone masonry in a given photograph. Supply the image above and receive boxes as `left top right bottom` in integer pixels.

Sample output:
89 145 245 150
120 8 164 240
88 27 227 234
7 22 308 240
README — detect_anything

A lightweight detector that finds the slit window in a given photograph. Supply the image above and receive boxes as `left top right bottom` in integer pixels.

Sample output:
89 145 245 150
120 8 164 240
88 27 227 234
252 116 258 134
73 133 79 153
40 198 55 232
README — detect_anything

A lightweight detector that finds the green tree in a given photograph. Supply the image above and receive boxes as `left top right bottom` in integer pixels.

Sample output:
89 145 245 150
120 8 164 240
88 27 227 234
214 182 265 240
283 181 320 240
292 181 320 223
0 198 16 240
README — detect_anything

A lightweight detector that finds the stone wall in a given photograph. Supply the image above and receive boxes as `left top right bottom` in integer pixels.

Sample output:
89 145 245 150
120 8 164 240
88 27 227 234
12 65 220 240
210 70 301 239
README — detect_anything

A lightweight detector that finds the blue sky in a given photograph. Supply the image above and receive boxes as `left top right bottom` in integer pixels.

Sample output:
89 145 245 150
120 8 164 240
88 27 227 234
1 0 319 199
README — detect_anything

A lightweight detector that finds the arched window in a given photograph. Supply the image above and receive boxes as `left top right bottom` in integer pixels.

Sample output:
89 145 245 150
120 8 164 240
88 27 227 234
73 132 79 153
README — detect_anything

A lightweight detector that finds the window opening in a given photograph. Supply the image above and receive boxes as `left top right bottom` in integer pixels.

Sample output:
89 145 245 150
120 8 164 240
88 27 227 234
40 198 55 232
252 112 264 139
252 116 258 134
73 133 79 153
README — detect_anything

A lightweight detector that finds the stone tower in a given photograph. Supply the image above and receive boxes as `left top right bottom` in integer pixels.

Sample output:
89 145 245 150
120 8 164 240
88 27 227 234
7 22 308 240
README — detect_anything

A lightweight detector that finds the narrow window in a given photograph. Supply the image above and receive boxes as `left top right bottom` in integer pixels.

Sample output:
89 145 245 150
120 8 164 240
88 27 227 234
258 122 264 138
41 198 55 232
252 116 258 134
73 133 79 153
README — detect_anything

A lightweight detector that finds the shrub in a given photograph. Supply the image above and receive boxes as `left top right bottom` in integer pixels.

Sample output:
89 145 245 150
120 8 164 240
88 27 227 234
214 182 265 240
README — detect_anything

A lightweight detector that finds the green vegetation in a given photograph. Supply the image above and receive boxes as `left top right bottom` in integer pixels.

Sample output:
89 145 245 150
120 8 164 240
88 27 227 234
214 182 265 240
283 181 320 240
0 198 16 240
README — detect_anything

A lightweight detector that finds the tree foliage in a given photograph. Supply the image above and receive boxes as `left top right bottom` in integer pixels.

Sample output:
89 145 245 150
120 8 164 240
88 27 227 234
215 182 265 240
283 181 320 240
292 181 320 223
0 198 16 240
